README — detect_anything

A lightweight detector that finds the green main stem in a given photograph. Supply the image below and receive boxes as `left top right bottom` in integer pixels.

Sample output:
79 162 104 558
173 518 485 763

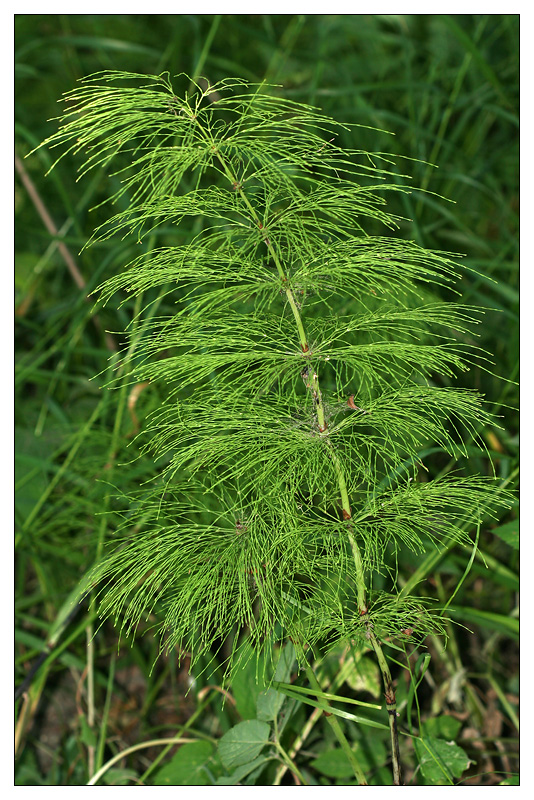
270 232 403 784
284 284 404 786
191 103 402 785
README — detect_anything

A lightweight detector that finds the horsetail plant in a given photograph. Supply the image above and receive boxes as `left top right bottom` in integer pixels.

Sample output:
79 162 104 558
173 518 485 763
35 72 510 785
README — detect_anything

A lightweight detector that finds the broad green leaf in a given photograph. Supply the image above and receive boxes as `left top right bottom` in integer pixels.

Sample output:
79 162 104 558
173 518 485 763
491 519 519 550
311 738 387 778
367 765 394 786
414 736 470 784
352 737 387 773
311 748 355 779
153 741 213 786
343 655 381 699
214 756 271 785
273 641 295 682
499 775 519 785
256 688 285 722
257 642 296 721
423 715 462 741
230 651 268 720
218 720 271 770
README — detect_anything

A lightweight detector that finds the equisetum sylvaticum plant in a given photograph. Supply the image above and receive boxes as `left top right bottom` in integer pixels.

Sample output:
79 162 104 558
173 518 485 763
36 72 510 785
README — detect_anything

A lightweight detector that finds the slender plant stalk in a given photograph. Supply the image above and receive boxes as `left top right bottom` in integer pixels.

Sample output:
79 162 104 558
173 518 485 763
15 693 32 758
368 633 402 784
87 738 196 786
273 648 370 785
273 716 308 785
273 702 322 785
86 626 96 778
304 662 368 785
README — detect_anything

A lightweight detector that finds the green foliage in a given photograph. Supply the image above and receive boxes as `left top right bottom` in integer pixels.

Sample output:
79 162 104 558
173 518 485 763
16 15 518 787
342 649 381 698
257 641 295 721
311 738 388 779
423 715 462 739
413 736 470 785
218 719 271 770
153 740 214 785
35 72 510 680
499 775 520 786
490 519 518 550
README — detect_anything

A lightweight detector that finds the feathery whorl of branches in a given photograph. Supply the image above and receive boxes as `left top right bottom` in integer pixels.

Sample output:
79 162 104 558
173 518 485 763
38 72 508 670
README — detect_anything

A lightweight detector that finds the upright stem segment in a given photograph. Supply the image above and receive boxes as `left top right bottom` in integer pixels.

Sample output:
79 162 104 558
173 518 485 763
283 273 403 784
293 311 404 785
304 661 368 786
191 105 402 785
369 632 403 786
318 399 403 785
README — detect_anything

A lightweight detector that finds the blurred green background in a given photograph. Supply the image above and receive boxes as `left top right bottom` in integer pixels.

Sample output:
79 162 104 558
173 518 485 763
15 14 518 786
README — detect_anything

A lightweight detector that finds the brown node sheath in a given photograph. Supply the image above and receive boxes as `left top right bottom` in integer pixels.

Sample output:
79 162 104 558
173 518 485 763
384 691 396 706
342 509 351 520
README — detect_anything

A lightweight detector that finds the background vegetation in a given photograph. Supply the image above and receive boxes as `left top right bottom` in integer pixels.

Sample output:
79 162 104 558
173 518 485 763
15 14 518 786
